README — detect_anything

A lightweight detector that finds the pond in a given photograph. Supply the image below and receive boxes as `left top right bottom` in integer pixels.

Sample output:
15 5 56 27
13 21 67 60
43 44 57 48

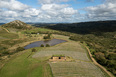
24 39 67 49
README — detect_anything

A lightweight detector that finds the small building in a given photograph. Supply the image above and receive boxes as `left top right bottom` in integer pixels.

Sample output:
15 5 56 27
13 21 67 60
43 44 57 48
49 55 66 61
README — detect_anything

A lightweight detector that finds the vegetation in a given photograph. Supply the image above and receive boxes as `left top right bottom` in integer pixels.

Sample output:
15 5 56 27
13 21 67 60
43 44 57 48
16 47 25 52
46 44 50 47
32 48 36 52
2 20 32 30
41 44 44 47
43 33 51 39
0 20 115 77
32 35 108 77
44 20 116 76
0 48 53 77
0 28 19 39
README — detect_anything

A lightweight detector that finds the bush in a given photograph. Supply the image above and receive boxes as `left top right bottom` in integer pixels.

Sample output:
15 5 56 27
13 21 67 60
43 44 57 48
43 33 51 39
16 47 25 52
0 53 2 56
46 44 50 47
32 48 36 52
2 51 9 55
41 44 44 47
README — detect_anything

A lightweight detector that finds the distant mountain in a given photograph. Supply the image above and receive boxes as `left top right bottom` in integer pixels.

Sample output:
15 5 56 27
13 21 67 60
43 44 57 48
0 23 5 25
2 20 32 29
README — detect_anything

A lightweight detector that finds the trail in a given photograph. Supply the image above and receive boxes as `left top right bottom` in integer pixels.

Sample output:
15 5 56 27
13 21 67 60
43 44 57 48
81 43 114 77
1 27 10 33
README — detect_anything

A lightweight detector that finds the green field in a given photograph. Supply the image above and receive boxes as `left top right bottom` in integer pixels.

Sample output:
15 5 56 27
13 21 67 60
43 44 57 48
0 27 19 39
0 48 53 77
0 34 109 77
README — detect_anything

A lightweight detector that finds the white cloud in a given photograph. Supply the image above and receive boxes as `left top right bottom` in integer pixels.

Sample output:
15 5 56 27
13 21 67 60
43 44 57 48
85 0 116 20
40 3 78 22
41 4 69 11
22 8 41 17
61 7 78 15
0 0 29 11
0 0 79 23
38 0 69 4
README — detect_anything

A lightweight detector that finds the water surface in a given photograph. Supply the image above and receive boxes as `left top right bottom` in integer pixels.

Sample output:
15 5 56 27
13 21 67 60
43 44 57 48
24 39 67 49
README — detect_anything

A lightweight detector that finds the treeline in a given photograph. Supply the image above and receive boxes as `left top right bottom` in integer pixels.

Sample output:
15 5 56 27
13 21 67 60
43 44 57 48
45 20 116 34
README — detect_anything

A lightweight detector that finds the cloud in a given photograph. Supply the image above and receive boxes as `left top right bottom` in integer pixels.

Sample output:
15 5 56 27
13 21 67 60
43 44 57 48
0 0 80 23
38 0 69 4
0 0 29 11
85 0 116 20
40 3 78 22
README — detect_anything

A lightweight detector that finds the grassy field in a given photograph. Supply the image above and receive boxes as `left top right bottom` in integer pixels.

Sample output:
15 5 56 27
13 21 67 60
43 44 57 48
0 33 109 77
0 48 53 77
0 27 19 39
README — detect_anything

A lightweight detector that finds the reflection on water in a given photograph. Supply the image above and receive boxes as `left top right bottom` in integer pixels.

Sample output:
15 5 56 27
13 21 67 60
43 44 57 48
24 39 67 49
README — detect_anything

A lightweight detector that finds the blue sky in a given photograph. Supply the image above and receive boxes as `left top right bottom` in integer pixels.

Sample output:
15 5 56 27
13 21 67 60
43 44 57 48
0 0 116 23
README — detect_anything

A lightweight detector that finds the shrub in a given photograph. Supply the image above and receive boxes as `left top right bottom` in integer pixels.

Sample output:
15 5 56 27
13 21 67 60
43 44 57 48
46 44 50 47
43 33 51 39
0 53 2 56
32 48 36 52
2 51 9 55
16 47 25 52
41 44 44 47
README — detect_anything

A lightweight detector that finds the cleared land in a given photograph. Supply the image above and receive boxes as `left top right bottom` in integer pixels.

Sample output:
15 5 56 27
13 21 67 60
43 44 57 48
49 62 106 77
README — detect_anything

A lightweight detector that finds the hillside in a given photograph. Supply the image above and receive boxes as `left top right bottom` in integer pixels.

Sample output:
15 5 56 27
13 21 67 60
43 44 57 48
44 20 116 76
2 20 32 30
45 20 116 34
0 20 115 77
0 35 109 77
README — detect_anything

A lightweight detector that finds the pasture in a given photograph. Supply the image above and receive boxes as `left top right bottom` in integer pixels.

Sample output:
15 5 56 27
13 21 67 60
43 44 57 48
0 48 53 77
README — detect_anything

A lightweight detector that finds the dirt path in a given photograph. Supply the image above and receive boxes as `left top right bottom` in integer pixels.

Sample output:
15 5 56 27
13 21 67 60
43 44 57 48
2 27 10 33
81 43 114 77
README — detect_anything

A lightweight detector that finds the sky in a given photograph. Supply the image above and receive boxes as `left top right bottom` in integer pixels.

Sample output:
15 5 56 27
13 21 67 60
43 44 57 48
0 0 116 23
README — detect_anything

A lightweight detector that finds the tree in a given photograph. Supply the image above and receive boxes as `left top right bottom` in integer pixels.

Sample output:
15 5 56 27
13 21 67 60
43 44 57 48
32 48 36 52
46 44 50 47
43 33 51 39
41 44 44 47
16 47 25 52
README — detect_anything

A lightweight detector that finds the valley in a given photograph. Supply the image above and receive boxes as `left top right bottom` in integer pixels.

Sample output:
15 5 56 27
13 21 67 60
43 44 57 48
0 20 115 77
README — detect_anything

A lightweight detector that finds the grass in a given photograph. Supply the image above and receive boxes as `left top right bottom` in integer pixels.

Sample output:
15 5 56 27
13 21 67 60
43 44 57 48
32 35 108 77
0 33 109 77
33 41 90 61
0 48 53 77
49 62 106 77
0 28 19 39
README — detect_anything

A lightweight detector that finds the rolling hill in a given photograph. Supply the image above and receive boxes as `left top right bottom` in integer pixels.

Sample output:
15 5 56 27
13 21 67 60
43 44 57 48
1 20 32 30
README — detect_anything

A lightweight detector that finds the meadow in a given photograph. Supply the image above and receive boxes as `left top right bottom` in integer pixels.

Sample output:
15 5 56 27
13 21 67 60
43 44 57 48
0 48 53 77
